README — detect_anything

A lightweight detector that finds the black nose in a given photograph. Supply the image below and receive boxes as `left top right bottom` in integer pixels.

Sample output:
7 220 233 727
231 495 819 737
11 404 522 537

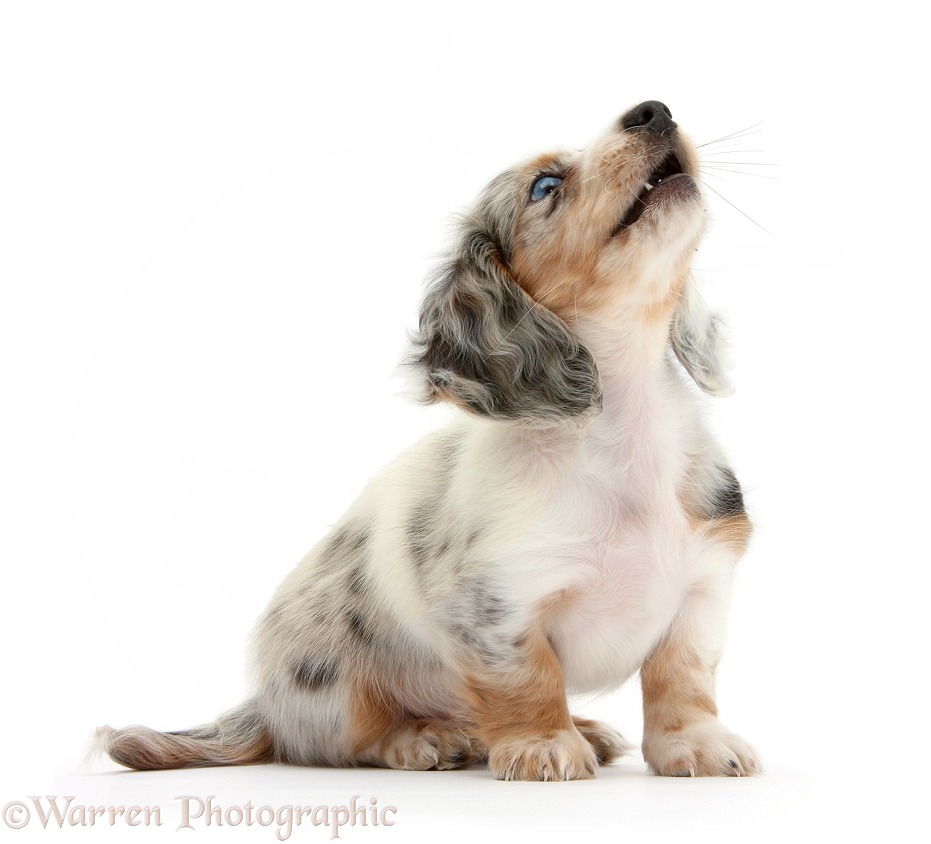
621 100 677 134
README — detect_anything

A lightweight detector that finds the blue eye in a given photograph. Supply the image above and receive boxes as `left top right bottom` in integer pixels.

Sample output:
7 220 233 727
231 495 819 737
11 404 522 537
530 175 562 201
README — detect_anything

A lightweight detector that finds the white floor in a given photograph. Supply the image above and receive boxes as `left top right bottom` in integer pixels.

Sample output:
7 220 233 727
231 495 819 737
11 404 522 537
4 748 914 843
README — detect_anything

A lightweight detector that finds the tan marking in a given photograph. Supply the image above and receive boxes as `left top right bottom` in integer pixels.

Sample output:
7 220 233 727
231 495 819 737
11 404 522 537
507 132 703 322
679 463 754 555
460 624 572 749
641 627 718 743
452 613 598 780
706 512 753 553
347 679 403 755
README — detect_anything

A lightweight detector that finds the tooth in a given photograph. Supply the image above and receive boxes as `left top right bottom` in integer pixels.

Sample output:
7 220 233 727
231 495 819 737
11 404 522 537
644 182 654 190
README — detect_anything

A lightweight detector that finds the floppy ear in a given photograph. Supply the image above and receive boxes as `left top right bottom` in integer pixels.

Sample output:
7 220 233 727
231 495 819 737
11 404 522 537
670 279 733 397
411 224 601 425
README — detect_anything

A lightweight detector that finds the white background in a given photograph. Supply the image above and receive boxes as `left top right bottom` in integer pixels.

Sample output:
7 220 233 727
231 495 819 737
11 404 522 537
2 1 929 841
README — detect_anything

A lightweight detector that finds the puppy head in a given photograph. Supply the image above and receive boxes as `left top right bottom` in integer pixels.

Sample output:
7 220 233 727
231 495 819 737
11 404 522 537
413 102 723 424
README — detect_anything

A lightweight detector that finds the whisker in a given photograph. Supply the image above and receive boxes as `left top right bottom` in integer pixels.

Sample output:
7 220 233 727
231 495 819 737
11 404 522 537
700 180 772 234
696 121 764 148
697 134 764 151
700 148 767 157
698 130 764 149
583 149 657 188
701 167 778 181
699 161 778 167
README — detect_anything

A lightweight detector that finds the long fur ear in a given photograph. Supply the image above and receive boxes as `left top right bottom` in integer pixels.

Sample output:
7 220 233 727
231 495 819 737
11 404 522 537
670 278 733 397
411 223 601 425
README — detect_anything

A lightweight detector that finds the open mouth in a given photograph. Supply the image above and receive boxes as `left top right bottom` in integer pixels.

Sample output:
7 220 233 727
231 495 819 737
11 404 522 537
616 152 689 230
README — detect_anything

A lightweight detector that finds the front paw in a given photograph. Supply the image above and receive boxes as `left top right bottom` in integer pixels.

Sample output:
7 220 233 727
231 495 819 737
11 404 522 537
489 728 599 781
642 721 759 777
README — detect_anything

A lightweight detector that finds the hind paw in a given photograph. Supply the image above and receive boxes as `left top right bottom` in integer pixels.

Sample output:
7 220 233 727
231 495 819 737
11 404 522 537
376 720 476 771
572 716 632 765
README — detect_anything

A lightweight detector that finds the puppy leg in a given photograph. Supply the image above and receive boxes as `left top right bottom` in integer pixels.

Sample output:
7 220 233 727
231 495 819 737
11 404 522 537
640 558 759 777
460 627 599 781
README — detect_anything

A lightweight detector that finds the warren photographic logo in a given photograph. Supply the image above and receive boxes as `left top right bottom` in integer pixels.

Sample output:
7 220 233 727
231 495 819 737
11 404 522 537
3 794 398 839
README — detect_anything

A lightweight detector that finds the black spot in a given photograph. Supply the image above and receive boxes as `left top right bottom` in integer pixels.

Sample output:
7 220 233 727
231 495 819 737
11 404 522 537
465 526 484 549
347 564 367 596
294 657 340 690
346 610 376 647
452 622 478 646
708 465 745 520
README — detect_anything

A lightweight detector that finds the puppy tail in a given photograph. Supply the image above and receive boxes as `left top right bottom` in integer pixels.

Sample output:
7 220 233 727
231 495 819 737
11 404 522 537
96 698 273 770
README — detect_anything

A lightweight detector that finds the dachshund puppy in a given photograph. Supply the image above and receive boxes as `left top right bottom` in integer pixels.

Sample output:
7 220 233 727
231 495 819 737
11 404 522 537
99 101 758 781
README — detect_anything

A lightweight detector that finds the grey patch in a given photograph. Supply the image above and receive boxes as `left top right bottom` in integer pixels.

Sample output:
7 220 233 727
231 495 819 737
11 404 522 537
446 575 513 668
262 605 284 630
452 622 476 645
322 526 353 559
167 725 218 740
409 206 602 425
467 576 508 627
465 526 484 549
451 622 498 665
349 527 371 552
346 610 376 647
322 524 371 565
406 504 434 570
347 564 367 596
669 284 732 397
707 465 745 520
293 657 340 691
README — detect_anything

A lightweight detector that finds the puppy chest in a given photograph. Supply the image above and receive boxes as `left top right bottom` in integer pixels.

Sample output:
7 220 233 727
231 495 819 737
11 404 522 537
545 542 694 694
